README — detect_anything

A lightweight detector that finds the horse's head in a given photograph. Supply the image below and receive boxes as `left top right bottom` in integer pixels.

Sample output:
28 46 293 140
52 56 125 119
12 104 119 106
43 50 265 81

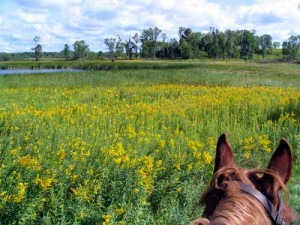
191 133 297 225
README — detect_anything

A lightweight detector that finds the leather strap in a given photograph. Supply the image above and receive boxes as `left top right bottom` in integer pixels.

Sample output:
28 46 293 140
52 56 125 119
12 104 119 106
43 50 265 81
239 182 285 225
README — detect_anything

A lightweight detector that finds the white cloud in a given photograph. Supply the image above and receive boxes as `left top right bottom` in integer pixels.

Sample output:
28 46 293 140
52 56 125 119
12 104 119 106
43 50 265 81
84 0 120 12
235 0 300 40
1 0 300 52
15 9 47 24
40 0 82 6
16 0 83 9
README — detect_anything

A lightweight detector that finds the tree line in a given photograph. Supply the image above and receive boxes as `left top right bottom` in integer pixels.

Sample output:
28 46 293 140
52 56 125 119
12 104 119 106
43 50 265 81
1 27 300 61
104 27 300 61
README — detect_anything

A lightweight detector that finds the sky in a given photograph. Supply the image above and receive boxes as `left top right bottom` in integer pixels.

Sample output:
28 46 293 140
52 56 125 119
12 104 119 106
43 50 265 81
0 0 300 53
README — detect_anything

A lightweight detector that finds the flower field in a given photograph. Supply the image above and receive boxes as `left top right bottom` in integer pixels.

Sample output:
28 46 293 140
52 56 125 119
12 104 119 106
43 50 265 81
0 65 300 224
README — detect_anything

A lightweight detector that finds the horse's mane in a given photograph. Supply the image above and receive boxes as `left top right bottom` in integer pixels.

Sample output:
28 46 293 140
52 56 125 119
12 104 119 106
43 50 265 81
197 166 290 225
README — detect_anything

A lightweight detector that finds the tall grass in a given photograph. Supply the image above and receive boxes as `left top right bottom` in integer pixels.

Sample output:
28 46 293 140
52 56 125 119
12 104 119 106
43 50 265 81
0 60 202 70
1 61 300 89
0 61 300 224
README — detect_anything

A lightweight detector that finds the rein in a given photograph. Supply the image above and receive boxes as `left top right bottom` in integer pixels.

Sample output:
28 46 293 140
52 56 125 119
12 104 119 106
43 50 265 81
239 182 285 225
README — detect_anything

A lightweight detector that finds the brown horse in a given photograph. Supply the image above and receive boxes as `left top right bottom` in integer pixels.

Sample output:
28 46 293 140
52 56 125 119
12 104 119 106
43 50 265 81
191 133 296 225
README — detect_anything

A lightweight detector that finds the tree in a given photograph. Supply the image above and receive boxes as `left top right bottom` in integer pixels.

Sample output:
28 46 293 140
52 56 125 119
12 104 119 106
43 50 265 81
211 28 221 58
140 29 152 58
104 38 117 61
282 35 300 60
288 35 300 60
178 39 192 59
225 30 238 59
132 33 140 59
156 33 168 58
238 29 258 60
167 38 180 59
201 27 224 59
140 27 162 58
73 40 89 60
201 28 220 58
178 27 194 59
124 37 135 59
273 42 281 49
178 27 192 40
259 34 272 58
152 27 162 58
97 51 104 58
62 44 71 60
31 36 43 61
217 31 226 59
115 36 124 58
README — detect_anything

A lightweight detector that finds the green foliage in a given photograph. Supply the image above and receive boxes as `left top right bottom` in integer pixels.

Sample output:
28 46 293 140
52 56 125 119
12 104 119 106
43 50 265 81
259 34 273 58
104 37 125 61
62 44 72 60
140 27 162 59
178 39 192 59
156 28 299 61
282 35 300 60
73 40 90 60
31 36 43 61
104 38 116 58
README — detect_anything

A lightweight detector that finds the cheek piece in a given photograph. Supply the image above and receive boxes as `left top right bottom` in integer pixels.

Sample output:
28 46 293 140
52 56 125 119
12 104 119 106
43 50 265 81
239 182 285 225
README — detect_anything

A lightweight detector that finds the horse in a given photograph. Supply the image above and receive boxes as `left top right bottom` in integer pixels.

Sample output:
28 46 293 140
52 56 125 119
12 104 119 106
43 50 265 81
190 133 297 225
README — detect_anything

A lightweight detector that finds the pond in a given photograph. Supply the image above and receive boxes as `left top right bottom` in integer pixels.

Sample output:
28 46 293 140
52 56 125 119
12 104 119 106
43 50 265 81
0 69 83 75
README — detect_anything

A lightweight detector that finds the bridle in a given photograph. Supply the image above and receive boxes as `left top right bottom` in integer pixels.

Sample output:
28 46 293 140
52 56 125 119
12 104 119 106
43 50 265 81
239 182 285 225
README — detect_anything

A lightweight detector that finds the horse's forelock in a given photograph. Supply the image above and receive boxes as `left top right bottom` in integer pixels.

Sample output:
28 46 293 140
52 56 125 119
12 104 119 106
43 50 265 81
201 166 290 205
208 192 272 225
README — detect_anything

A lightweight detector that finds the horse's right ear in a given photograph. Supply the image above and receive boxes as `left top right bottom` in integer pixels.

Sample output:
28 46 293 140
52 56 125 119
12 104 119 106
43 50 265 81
213 133 234 173
259 139 293 204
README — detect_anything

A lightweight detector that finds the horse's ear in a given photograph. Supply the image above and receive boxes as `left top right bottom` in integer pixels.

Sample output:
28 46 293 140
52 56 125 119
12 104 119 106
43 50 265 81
260 139 292 203
213 133 234 173
267 139 292 183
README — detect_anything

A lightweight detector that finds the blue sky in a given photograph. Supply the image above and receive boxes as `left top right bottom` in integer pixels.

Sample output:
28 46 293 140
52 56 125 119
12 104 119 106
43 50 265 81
0 0 299 52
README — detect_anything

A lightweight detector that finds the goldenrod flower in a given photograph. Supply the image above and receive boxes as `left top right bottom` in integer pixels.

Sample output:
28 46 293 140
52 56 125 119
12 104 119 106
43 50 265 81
17 155 41 170
13 182 27 203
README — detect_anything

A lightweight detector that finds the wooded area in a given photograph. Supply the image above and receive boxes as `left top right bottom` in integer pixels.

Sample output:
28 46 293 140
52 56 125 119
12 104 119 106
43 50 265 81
1 27 300 61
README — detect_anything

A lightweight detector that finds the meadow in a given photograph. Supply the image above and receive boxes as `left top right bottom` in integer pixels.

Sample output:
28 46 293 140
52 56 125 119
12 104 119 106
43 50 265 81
0 61 300 224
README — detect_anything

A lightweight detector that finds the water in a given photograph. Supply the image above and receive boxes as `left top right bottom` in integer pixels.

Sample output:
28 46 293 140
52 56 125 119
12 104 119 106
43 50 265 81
0 69 83 75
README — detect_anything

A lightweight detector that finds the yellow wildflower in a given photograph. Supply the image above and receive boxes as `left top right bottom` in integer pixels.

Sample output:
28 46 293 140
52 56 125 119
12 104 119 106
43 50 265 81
114 158 122 165
244 152 251 159
18 155 41 170
115 207 125 215
175 163 181 170
102 214 112 225
203 152 213 165
13 182 27 203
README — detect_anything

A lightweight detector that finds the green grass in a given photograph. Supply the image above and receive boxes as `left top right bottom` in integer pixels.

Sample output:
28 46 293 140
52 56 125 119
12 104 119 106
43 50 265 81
0 60 299 224
0 59 204 71
1 60 300 89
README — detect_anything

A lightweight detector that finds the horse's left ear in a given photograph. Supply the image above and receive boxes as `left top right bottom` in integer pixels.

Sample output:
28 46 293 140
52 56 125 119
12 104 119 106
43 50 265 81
260 139 292 203
213 133 234 173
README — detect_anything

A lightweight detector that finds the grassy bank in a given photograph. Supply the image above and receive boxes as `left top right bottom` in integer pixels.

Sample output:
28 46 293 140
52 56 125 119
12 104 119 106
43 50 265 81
0 60 205 71
1 61 300 89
